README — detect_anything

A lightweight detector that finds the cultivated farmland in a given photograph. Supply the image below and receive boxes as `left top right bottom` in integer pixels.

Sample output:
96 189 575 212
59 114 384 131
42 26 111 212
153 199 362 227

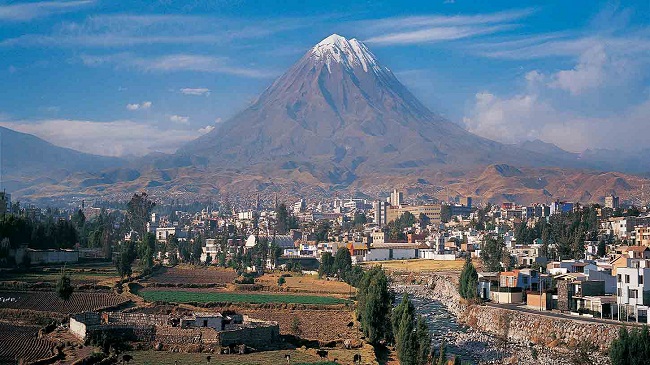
0 323 55 364
143 266 238 285
257 273 354 295
122 349 329 365
0 291 129 314
361 259 465 273
140 290 348 305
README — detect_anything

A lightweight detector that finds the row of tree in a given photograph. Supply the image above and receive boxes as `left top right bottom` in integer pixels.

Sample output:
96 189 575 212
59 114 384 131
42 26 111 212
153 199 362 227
356 266 460 364
0 214 79 250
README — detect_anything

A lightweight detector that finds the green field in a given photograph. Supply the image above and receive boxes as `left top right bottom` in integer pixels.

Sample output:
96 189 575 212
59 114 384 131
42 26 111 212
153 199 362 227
140 290 348 305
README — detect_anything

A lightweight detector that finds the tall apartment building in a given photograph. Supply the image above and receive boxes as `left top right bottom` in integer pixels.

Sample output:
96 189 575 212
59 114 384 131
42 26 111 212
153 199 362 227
373 201 388 227
605 195 620 210
386 204 442 226
389 189 403 207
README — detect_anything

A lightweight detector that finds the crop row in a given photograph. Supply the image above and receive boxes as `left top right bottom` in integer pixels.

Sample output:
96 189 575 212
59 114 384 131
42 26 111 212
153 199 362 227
0 291 129 314
0 323 54 364
145 267 238 285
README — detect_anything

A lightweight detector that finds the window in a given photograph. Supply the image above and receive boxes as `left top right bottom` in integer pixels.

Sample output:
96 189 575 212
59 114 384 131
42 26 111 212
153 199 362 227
629 289 638 299
618 274 622 283
618 288 622 297
626 275 630 284
641 275 644 285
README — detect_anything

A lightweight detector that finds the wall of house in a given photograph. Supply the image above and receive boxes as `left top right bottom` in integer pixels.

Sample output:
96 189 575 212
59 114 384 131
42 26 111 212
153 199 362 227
218 323 279 348
490 291 523 304
526 292 552 310
418 251 455 260
29 250 79 265
69 316 88 340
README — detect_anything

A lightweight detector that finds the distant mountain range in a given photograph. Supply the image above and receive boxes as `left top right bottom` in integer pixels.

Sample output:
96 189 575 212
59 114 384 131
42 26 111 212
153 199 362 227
3 35 650 205
0 126 123 194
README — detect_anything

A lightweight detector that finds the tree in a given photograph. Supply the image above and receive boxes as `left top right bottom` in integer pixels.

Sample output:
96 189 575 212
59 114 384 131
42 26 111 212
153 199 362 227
440 205 452 223
72 209 86 231
418 213 430 227
393 295 417 365
393 295 431 365
138 233 156 274
597 239 607 258
480 236 506 272
275 203 290 234
56 269 74 301
353 212 367 226
357 267 392 345
318 252 335 278
415 315 431 365
291 316 301 336
116 241 136 278
278 276 286 286
127 192 155 239
609 325 650 365
436 340 447 365
459 257 478 300
314 220 331 242
334 248 352 280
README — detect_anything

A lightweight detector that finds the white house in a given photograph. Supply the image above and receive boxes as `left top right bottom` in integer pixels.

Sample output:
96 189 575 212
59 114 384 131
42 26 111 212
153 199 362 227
617 259 650 323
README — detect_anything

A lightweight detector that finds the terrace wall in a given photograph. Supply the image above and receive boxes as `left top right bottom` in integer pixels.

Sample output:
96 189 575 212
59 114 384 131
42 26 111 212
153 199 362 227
218 323 280 348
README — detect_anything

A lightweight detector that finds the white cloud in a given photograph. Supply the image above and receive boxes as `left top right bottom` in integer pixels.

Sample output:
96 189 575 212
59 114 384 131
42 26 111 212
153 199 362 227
214 117 223 124
362 9 534 46
180 88 210 96
198 125 215 134
0 14 309 47
0 1 93 22
0 119 201 156
170 115 189 124
548 45 608 95
126 101 152 111
81 53 273 78
366 25 516 45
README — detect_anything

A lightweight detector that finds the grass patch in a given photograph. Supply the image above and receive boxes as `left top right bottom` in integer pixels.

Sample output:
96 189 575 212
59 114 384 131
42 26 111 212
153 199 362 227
140 290 348 305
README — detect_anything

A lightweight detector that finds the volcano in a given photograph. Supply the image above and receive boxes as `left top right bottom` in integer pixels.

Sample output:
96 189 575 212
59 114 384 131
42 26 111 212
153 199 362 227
180 34 563 184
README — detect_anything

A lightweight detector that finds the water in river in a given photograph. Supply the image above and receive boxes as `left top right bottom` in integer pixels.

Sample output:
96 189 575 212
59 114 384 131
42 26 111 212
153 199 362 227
395 292 504 364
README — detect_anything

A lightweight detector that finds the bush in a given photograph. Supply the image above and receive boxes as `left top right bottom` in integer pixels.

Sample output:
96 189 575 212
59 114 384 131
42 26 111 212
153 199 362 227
278 276 286 286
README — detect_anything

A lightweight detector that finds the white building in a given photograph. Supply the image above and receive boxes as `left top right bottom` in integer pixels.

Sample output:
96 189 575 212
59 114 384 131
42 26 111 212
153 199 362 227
390 189 403 207
155 226 187 242
361 243 428 262
201 238 220 263
617 259 650 322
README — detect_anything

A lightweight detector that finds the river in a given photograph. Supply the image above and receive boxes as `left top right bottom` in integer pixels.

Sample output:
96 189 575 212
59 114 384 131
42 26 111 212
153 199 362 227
393 284 610 365
395 290 504 364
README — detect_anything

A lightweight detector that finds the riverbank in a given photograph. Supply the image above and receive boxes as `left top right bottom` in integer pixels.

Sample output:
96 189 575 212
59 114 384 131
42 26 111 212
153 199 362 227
393 276 612 365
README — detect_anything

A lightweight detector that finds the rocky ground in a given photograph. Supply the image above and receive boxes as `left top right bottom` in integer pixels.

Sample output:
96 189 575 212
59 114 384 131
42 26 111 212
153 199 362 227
394 283 611 365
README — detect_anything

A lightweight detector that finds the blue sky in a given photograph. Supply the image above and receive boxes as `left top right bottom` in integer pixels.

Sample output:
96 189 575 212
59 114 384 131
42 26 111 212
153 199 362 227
0 0 649 156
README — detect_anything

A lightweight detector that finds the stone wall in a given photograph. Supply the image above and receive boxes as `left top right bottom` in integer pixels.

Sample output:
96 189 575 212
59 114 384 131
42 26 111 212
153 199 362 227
397 274 624 352
460 305 620 351
218 323 280 349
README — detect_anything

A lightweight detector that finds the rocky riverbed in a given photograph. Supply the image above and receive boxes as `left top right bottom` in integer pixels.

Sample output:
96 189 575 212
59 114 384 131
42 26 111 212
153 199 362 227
393 283 611 365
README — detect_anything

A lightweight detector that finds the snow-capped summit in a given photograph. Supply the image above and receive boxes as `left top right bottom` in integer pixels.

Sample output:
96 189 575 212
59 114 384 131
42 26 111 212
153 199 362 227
184 31 528 184
310 34 381 73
